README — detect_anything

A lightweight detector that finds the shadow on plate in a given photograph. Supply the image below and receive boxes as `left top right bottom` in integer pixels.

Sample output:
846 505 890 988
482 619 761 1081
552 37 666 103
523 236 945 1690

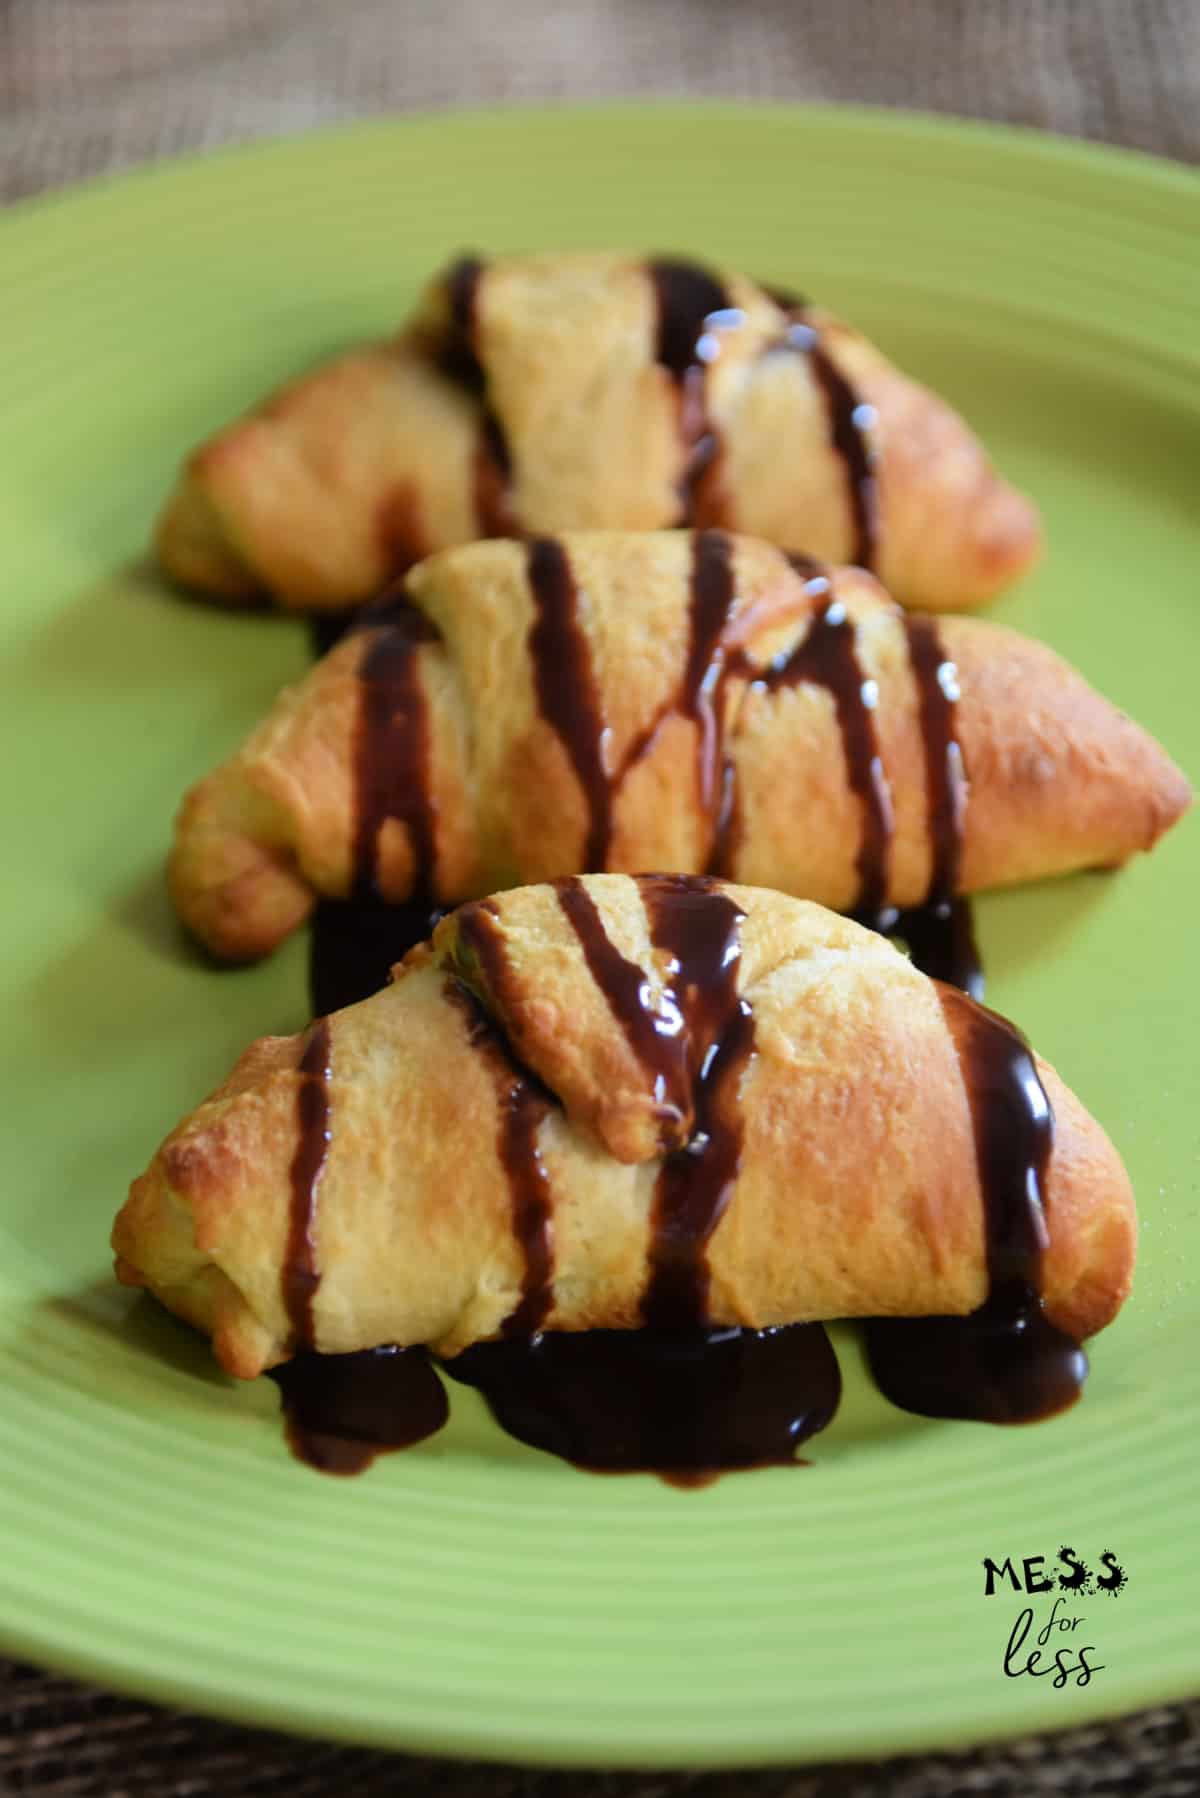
24 1281 234 1396
13 555 305 712
21 870 303 1086
109 861 269 982
975 868 1120 986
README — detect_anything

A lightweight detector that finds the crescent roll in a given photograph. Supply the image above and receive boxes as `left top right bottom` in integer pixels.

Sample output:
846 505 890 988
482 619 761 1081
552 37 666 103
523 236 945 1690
167 531 1190 964
113 877 1135 1384
156 251 1040 613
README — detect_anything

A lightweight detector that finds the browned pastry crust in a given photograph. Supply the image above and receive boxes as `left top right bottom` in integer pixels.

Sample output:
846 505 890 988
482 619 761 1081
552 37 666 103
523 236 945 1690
155 252 1041 612
113 879 1135 1380
167 531 1190 963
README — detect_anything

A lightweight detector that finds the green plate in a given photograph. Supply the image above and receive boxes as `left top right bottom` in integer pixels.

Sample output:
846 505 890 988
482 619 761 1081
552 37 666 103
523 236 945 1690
0 104 1196 1768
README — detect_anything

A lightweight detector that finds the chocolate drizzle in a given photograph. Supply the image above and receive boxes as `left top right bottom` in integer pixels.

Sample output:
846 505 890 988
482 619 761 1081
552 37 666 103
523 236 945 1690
636 876 755 1328
645 998 756 1329
526 536 614 867
520 535 974 990
905 617 968 902
803 328 878 571
436 255 516 536
442 256 487 383
451 906 556 1335
765 287 879 571
446 878 838 1478
351 607 441 901
681 529 738 816
555 878 690 1142
496 1074 556 1338
616 530 744 858
649 261 731 378
647 259 741 522
302 596 447 1014
865 989 1086 1423
870 617 982 999
283 1019 332 1348
730 557 895 916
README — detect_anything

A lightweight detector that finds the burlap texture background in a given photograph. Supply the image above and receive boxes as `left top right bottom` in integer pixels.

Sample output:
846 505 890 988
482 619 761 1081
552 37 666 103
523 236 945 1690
2 2 1196 1791
2 0 1197 203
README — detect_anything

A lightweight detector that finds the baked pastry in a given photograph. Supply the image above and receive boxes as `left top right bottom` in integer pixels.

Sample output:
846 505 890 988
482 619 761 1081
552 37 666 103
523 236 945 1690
113 877 1135 1439
156 251 1041 613
168 530 1190 965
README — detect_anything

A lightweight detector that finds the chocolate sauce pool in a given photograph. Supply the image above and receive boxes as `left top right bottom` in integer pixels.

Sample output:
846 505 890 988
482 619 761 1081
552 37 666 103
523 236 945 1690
271 1327 840 1483
270 1346 448 1476
446 1324 841 1484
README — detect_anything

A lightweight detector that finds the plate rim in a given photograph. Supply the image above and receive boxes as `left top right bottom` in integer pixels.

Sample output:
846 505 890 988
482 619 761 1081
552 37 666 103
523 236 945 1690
1 99 1197 1768
4 97 1198 223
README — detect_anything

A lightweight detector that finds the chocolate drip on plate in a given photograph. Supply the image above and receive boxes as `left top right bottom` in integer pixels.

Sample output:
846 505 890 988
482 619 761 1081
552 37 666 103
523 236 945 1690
282 1019 332 1348
865 990 1086 1423
307 583 420 663
308 895 445 1016
309 613 353 659
271 1346 448 1476
445 1322 840 1484
880 896 983 1001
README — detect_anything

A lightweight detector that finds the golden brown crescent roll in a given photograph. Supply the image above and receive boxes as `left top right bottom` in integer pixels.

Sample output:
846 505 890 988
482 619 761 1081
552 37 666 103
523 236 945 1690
167 531 1190 964
156 251 1040 612
113 878 1135 1388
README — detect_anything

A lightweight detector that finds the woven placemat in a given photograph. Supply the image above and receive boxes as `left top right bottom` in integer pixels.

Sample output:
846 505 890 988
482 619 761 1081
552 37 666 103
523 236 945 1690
3 1 1197 1790
2 1659 1199 1796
